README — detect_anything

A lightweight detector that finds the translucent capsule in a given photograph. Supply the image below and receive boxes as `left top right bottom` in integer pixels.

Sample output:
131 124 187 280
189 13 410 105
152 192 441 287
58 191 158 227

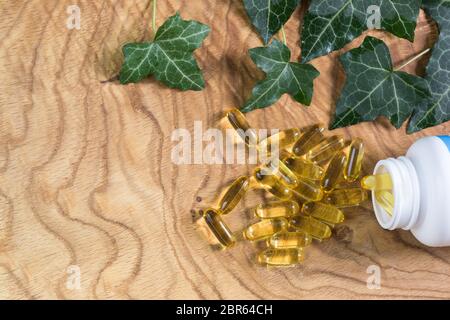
217 176 250 215
375 190 394 216
226 108 258 145
292 124 325 156
259 128 302 154
269 231 312 248
243 217 288 241
302 202 344 224
292 178 323 202
290 215 332 240
257 248 305 266
253 168 293 200
254 201 300 219
265 158 299 188
283 156 324 181
203 208 236 248
323 187 368 208
361 173 393 191
306 135 345 165
344 138 365 182
321 152 347 192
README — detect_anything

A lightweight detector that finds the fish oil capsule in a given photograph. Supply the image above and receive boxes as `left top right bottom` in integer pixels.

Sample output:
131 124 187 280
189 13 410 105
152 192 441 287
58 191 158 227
265 158 299 188
254 201 300 219
217 176 250 214
361 173 393 191
259 128 302 154
258 248 305 266
375 190 394 216
323 187 368 208
344 138 365 182
203 208 236 248
292 178 323 202
283 156 324 180
253 168 293 200
292 124 325 156
306 135 345 165
321 152 347 192
290 215 332 240
243 217 288 241
302 202 344 224
269 231 312 248
226 108 258 145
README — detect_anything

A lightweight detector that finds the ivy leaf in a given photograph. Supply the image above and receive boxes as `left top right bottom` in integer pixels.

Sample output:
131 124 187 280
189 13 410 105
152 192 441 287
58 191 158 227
408 0 450 133
301 0 421 62
241 40 320 113
243 0 300 44
119 13 210 91
330 36 431 130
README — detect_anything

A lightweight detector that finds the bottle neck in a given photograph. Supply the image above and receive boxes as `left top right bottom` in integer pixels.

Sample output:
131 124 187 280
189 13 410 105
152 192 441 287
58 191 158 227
373 157 421 231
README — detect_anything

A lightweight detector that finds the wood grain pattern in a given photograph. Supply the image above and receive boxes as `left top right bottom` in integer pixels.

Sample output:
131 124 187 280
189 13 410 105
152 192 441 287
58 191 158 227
0 0 449 299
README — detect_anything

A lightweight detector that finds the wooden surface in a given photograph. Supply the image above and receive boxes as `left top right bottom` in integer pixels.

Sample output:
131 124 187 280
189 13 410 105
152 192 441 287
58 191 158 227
1 0 450 300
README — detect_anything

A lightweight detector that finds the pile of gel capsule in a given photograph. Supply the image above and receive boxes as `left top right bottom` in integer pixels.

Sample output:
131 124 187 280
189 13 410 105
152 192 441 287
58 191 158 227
198 108 368 267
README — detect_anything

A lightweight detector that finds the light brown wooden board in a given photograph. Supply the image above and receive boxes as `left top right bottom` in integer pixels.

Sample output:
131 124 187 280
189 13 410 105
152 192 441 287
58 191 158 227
0 0 449 300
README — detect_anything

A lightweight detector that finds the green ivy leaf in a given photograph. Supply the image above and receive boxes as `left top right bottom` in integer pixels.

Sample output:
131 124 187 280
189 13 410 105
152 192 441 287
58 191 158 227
119 13 210 91
330 36 431 130
243 0 300 44
301 0 421 62
241 40 320 113
408 0 450 133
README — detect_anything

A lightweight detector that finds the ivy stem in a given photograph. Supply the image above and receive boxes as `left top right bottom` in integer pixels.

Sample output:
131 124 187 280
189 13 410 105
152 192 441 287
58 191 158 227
280 26 287 45
394 48 431 71
152 0 157 35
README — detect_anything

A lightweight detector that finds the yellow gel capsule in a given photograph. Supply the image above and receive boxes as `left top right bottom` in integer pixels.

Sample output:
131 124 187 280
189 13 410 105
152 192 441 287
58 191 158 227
226 108 258 145
253 168 293 200
269 231 312 248
217 176 250 215
302 202 344 224
344 138 365 182
254 201 300 219
361 173 393 191
292 178 323 202
290 215 332 240
265 158 299 188
306 135 345 165
375 190 394 216
323 187 368 208
203 208 236 248
257 248 305 266
259 128 302 154
243 218 288 241
292 124 325 156
321 152 347 192
283 156 324 180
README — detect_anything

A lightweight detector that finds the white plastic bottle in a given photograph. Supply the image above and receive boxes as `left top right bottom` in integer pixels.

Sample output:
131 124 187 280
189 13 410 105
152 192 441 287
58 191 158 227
372 135 450 247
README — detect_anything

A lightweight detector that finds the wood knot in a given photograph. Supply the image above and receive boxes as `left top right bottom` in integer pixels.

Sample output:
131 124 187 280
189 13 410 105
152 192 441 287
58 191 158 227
334 225 354 244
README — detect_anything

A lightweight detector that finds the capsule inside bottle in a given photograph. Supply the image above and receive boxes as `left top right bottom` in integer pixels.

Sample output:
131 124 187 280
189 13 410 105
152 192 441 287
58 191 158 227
344 138 365 182
302 202 344 224
375 190 394 216
203 208 236 248
217 176 250 215
259 128 301 154
253 168 293 200
243 218 288 241
292 124 325 156
321 152 347 192
361 173 393 191
254 201 300 219
226 108 258 146
283 156 324 181
257 248 305 266
306 135 345 165
290 215 332 240
323 187 368 208
269 231 312 248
